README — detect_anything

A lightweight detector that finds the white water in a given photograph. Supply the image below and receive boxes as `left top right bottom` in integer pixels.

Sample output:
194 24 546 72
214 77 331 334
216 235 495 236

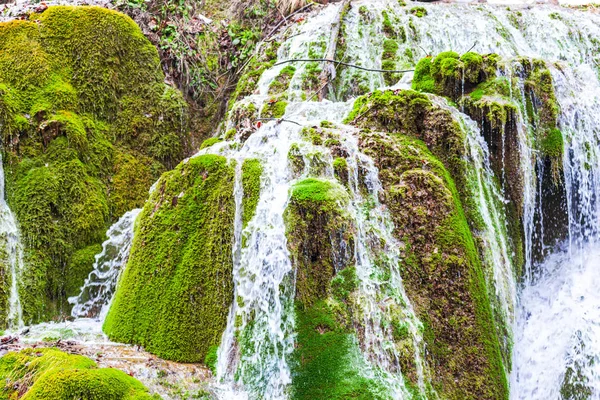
511 62 600 399
69 208 141 321
209 108 431 398
0 153 24 329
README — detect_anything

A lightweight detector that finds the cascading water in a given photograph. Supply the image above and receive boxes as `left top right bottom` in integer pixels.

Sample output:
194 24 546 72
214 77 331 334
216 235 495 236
208 106 432 398
0 153 24 329
511 63 600 399
69 208 142 321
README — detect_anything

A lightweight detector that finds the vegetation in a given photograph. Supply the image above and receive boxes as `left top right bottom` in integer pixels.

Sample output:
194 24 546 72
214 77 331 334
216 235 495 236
0 6 189 324
285 178 391 399
0 348 157 399
359 131 508 400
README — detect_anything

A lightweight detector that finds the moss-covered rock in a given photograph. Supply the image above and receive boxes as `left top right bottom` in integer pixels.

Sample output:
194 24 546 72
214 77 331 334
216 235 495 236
284 178 392 399
412 51 498 99
0 6 190 324
0 348 158 399
345 90 466 182
103 154 235 363
285 178 353 306
359 131 508 400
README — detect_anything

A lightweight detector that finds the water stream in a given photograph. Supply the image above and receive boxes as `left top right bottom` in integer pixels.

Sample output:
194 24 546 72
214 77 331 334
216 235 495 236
0 153 23 330
69 208 142 321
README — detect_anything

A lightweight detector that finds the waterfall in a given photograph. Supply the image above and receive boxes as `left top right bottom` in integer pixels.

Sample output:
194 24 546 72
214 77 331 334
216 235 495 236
208 104 431 397
0 152 23 329
68 208 141 321
511 63 600 399
205 5 430 396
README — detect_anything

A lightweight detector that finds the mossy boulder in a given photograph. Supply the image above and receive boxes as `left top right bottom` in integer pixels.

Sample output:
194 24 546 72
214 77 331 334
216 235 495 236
103 154 236 363
0 6 190 324
284 178 390 399
359 131 508 400
285 178 354 307
345 90 466 184
412 51 499 99
0 348 158 399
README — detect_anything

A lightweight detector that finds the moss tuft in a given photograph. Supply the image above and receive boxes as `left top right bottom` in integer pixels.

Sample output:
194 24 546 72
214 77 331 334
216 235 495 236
261 99 288 119
0 348 157 399
409 6 428 17
241 158 263 228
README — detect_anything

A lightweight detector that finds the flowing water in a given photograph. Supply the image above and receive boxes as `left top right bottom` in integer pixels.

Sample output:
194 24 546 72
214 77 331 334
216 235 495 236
0 153 23 329
69 208 142 320
511 62 600 399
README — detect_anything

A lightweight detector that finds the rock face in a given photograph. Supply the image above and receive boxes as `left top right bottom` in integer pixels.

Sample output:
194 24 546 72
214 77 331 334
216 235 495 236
0 6 189 324
343 90 509 399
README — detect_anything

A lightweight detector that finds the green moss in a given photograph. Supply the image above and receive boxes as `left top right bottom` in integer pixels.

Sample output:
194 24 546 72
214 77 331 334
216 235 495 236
381 39 399 86
261 99 288 119
345 90 466 182
110 150 160 219
103 154 235 362
412 57 435 93
413 52 497 99
333 157 348 186
269 65 296 95
330 266 357 302
540 128 563 158
289 178 346 207
301 62 322 92
200 137 223 149
0 348 157 399
460 52 484 84
204 345 219 375
291 300 389 400
0 6 190 324
241 158 263 228
64 244 102 298
286 178 352 306
285 178 389 399
381 10 395 38
409 6 428 17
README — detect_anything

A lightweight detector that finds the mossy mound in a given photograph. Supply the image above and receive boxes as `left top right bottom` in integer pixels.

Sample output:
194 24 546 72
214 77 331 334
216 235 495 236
284 178 391 399
103 154 236 363
0 6 190 324
345 89 466 181
359 131 508 400
412 51 499 99
286 178 354 307
0 348 158 399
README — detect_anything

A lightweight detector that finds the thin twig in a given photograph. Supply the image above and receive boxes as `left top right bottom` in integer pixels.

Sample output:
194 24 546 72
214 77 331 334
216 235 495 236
274 58 414 73
466 41 478 53
257 117 302 126
264 2 314 42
